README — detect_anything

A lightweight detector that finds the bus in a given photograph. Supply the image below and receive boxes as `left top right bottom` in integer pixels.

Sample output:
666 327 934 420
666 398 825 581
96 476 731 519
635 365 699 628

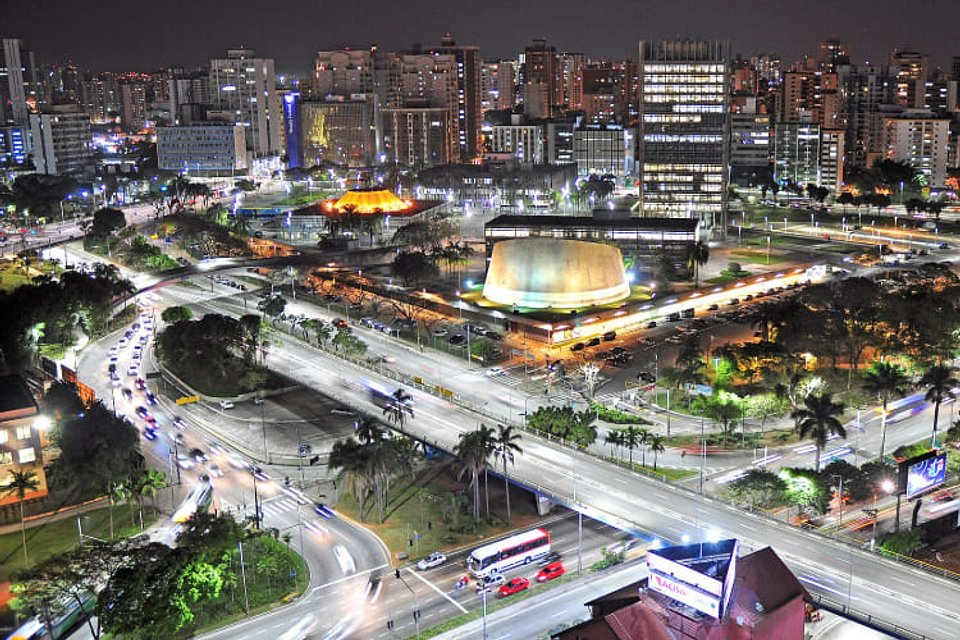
6 593 95 640
466 528 551 578
172 479 214 524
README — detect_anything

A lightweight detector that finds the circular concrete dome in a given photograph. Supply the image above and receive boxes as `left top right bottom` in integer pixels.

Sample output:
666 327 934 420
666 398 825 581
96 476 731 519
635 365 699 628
482 238 630 309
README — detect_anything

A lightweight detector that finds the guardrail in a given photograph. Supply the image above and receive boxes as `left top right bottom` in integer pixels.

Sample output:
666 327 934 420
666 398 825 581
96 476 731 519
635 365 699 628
811 592 933 640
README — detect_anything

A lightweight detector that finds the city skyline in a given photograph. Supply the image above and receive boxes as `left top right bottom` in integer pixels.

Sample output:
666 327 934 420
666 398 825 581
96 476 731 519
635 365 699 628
4 0 957 74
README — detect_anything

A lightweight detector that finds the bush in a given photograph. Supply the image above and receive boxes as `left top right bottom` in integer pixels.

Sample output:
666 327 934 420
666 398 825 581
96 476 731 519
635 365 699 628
589 546 624 572
879 529 925 557
589 402 650 425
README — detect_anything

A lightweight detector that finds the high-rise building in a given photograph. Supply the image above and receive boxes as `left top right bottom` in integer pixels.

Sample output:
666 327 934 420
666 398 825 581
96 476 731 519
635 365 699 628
429 34 483 162
1 39 41 127
522 38 560 118
209 49 282 158
844 64 894 167
491 118 544 164
883 110 950 187
0 126 28 165
80 75 120 123
481 61 517 111
818 39 850 74
730 98 771 186
29 105 91 175
44 62 82 106
382 105 457 167
313 48 400 109
573 124 634 177
819 129 845 194
889 48 929 109
638 39 730 229
168 73 210 122
559 52 585 111
120 82 148 130
774 121 821 188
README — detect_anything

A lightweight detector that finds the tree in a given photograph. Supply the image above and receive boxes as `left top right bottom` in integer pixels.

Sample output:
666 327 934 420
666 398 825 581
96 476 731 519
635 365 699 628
161 305 193 324
355 416 384 445
837 192 854 211
791 393 846 472
52 402 141 496
454 426 495 522
133 468 167 516
2 469 39 568
694 394 742 437
727 469 787 509
747 393 785 438
382 388 414 429
42 380 85 425
328 439 371 522
863 360 909 460
686 240 710 288
619 426 644 467
920 364 958 447
331 328 367 357
257 296 286 320
648 434 666 471
494 424 523 524
392 251 439 287
89 208 127 238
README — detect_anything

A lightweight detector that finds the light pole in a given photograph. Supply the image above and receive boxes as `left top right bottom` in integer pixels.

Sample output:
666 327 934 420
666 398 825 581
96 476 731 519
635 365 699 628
571 457 583 575
832 474 845 530
251 469 261 529
260 397 267 463
699 415 706 494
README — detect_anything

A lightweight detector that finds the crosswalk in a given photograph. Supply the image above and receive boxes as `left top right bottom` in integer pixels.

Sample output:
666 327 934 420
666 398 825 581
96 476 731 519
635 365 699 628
220 495 304 520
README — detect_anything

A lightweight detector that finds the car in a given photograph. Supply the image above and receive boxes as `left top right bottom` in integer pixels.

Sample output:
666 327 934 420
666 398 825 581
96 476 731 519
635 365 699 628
144 415 157 428
227 454 249 469
131 351 141 361
107 363 117 375
536 561 565 582
602 331 617 341
380 354 397 364
743 294 754 302
475 573 505 593
570 342 586 352
485 331 503 341
122 388 134 400
314 503 336 519
416 551 447 571
167 430 184 445
207 441 225 454
127 365 140 377
596 350 613 360
332 318 348 328
172 416 186 430
142 428 158 441
645 321 657 329
251 466 271 482
134 406 149 419
707 303 719 311
117 338 128 348
110 374 122 387
189 448 208 463
448 334 466 346
639 372 656 384
611 346 628 355
176 454 195 470
219 400 235 410
108 345 119 356
728 298 740 306
498 577 530 597
485 366 506 377
134 377 147 390
432 327 449 337
145 392 159 405
207 463 224 478
586 337 601 347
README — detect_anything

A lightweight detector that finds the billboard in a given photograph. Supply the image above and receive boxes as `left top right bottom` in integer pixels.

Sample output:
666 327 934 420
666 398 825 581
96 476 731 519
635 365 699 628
905 452 947 499
648 572 721 619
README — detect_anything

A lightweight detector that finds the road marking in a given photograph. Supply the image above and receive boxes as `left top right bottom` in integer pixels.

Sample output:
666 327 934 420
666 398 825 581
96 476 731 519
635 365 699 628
405 567 469 613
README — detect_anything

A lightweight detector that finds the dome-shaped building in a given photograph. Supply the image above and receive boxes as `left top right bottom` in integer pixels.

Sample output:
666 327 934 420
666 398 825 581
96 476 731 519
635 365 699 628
482 238 630 309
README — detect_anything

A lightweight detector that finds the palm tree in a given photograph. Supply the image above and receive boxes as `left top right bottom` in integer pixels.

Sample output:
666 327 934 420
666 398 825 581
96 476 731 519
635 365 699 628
454 426 495 523
648 434 666 471
863 360 910 460
329 439 372 522
355 416 385 445
494 424 523 524
383 388 414 429
136 468 167 517
791 393 846 472
920 364 958 447
687 240 710 288
2 469 39 568
604 430 624 461
620 426 644 467
638 428 651 467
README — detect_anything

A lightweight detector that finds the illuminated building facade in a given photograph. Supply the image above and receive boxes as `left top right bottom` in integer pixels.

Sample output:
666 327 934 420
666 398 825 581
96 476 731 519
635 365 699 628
638 40 730 230
299 96 381 167
429 35 483 162
883 110 950 187
209 49 282 158
29 105 92 176
382 105 456 168
157 123 247 176
0 375 49 511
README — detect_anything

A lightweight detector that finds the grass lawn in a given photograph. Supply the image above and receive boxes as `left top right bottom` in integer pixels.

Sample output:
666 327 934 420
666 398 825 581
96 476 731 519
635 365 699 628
728 250 789 265
270 192 330 207
333 459 548 564
0 503 157 582
0 259 61 292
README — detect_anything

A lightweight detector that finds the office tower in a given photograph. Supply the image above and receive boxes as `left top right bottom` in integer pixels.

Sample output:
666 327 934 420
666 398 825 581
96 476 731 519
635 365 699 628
523 38 560 118
0 126 28 165
751 53 783 89
818 39 850 74
638 39 730 229
774 121 821 187
157 123 248 175
299 96 381 167
45 62 82 105
314 48 400 109
120 82 148 130
730 98 771 186
29 105 92 175
209 49 282 157
573 124 634 177
1 39 41 126
883 110 950 187
890 48 929 109
481 60 517 111
382 104 457 167
491 116 544 163
819 129 844 194
168 73 210 121
844 64 894 167
429 34 482 162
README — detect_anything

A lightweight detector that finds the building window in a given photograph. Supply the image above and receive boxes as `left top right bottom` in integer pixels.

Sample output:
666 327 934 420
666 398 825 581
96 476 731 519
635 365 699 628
15 426 31 441
0 430 7 444
18 448 36 464
0 452 10 465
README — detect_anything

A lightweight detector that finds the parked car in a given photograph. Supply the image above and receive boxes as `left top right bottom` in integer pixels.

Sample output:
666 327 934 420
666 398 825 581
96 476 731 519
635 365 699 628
536 561 566 582
570 342 586 352
586 337 601 347
602 331 617 341
498 577 530 597
219 400 235 410
416 551 447 571
448 334 466 346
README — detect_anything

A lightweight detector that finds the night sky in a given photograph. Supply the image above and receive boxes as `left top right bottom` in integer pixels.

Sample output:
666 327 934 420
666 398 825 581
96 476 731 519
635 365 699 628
6 0 957 74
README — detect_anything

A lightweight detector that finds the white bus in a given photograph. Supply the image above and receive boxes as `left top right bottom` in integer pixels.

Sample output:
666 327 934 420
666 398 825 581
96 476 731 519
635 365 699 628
172 479 213 524
466 528 551 578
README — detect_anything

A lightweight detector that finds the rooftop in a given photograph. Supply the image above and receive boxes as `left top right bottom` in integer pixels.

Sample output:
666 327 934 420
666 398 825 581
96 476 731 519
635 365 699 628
0 374 38 418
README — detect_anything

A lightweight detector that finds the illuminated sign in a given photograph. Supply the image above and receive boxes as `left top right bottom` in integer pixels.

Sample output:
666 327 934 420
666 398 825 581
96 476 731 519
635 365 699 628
905 452 947 499
648 572 721 619
647 550 723 596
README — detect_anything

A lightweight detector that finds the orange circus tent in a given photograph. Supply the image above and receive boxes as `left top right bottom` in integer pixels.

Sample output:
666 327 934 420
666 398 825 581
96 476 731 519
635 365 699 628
325 188 412 214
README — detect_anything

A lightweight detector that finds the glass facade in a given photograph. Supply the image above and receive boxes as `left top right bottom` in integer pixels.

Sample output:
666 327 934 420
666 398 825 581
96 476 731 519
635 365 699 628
639 41 730 230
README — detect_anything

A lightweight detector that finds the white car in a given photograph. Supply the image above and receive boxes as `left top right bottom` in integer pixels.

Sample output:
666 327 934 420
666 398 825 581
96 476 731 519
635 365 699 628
485 367 506 377
176 454 195 470
416 551 447 571
219 400 235 410
126 365 140 376
475 573 505 593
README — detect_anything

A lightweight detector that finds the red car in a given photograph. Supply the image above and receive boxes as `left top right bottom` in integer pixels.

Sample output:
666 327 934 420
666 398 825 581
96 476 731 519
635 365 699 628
498 577 529 597
536 561 565 582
